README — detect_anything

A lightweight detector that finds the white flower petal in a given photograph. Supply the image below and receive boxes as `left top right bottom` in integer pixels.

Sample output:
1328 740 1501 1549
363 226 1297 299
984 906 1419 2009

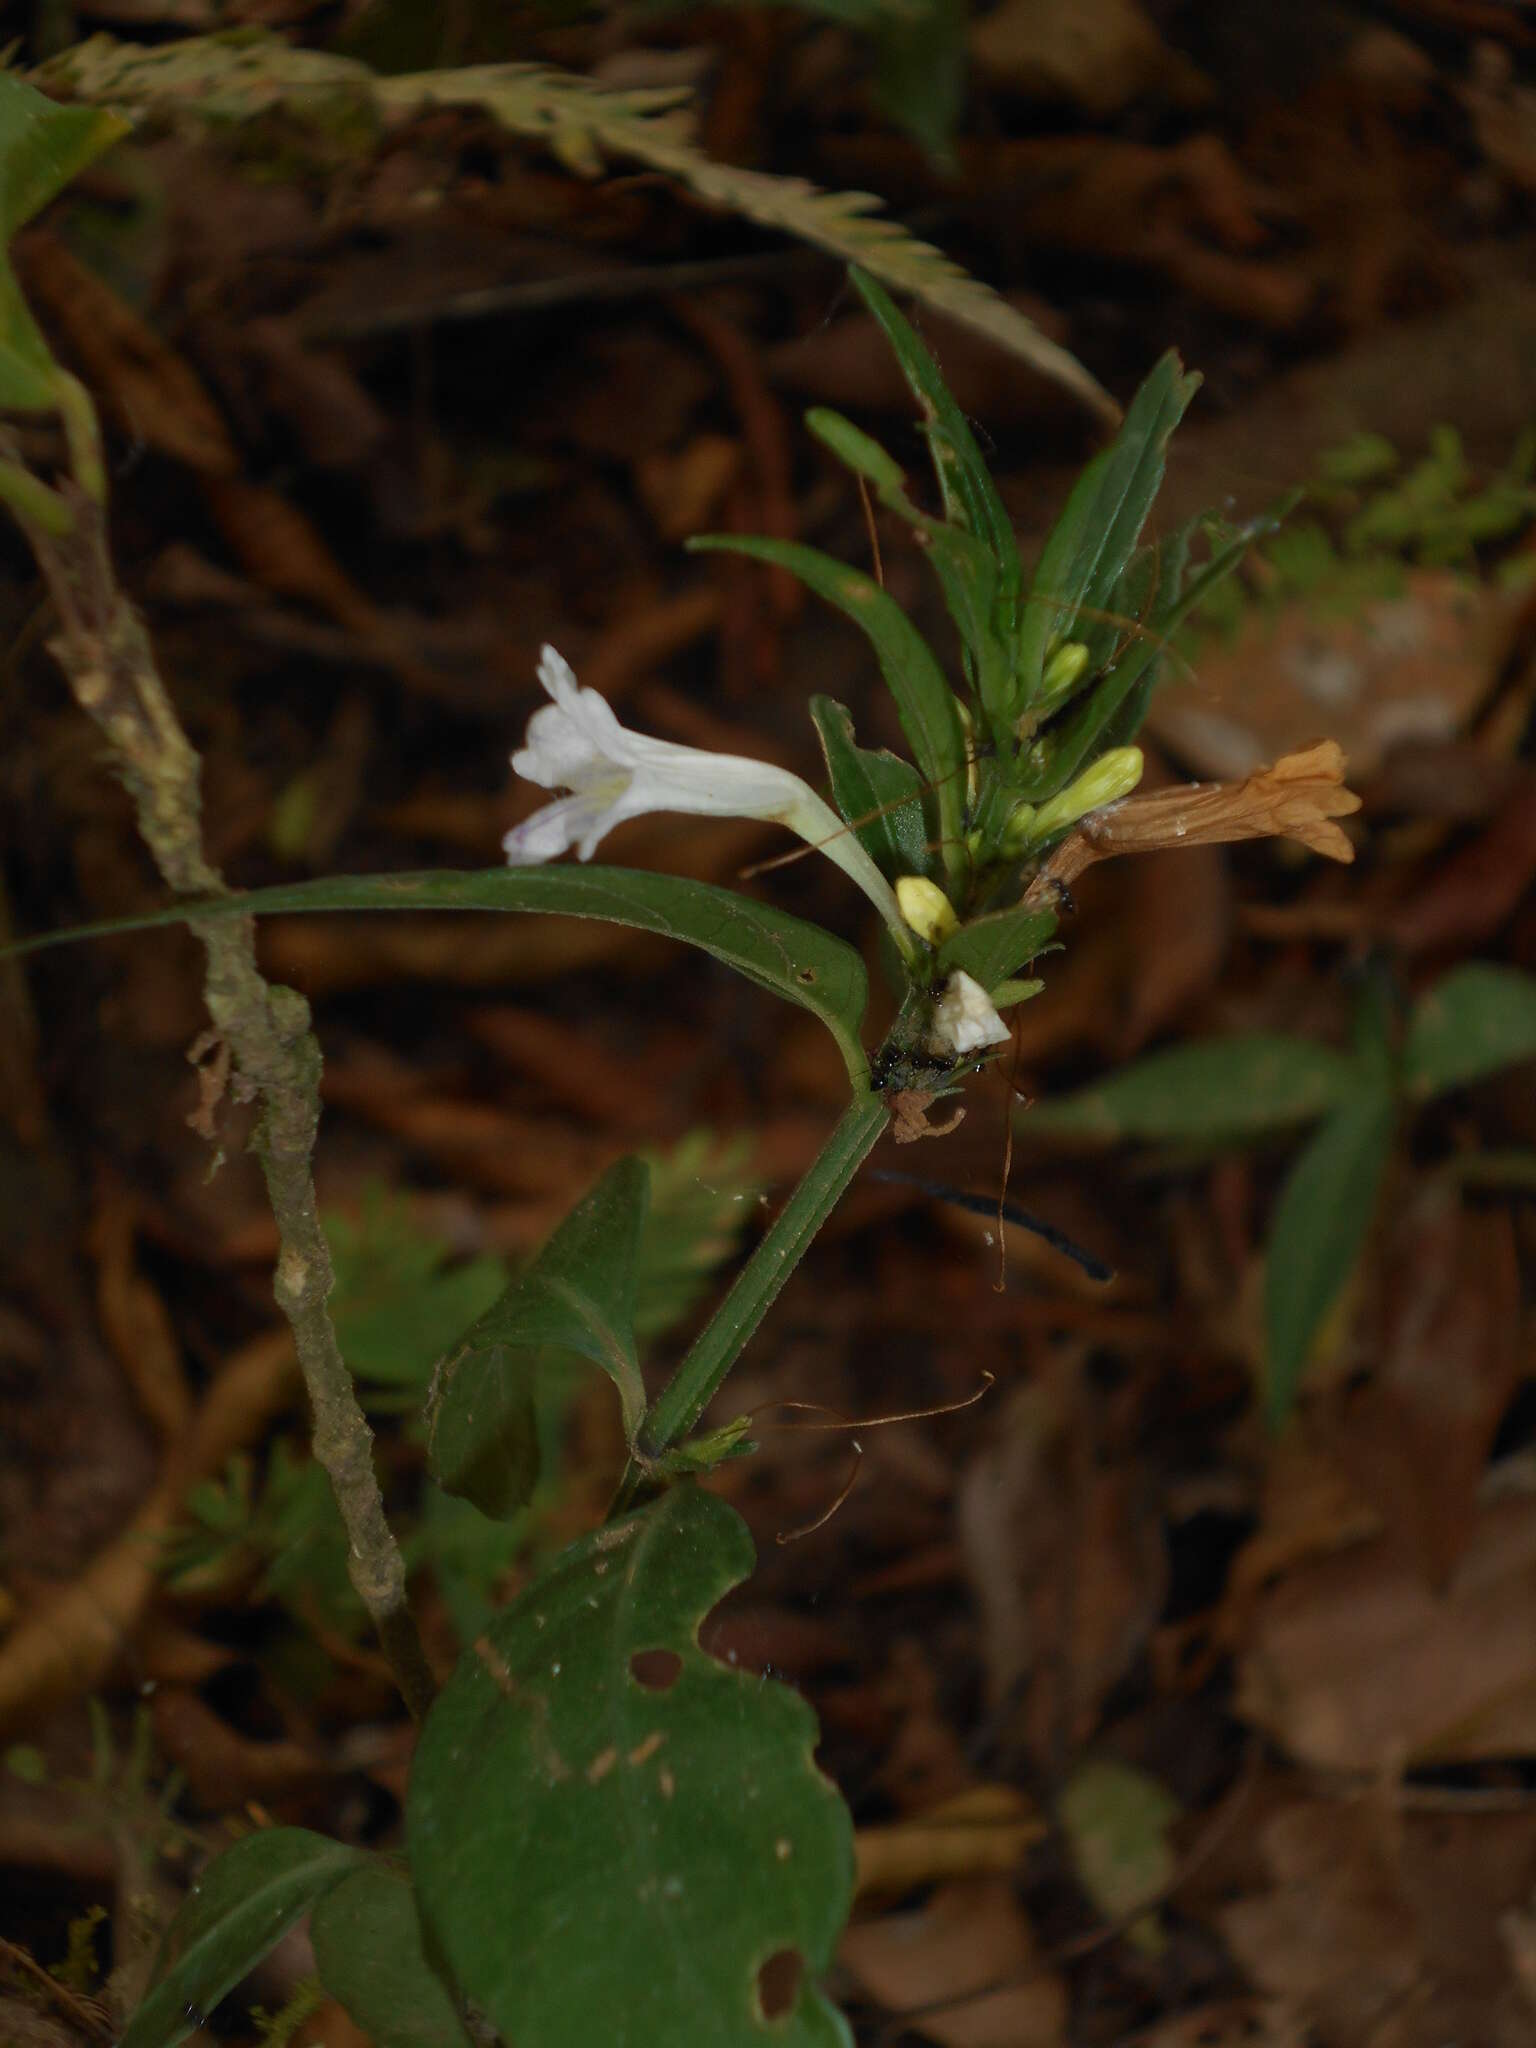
928 970 1011 1057
504 644 914 954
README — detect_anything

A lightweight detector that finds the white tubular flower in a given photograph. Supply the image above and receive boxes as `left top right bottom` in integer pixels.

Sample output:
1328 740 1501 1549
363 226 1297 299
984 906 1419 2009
505 646 915 954
927 970 1011 1058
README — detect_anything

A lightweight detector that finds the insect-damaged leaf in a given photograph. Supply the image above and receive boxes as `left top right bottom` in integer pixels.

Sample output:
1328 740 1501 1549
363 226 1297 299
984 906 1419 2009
118 1829 367 2048
311 1864 472 2048
427 1158 649 1520
408 1485 855 2048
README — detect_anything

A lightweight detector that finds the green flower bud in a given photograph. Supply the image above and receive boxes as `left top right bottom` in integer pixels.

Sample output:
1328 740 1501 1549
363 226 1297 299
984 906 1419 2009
1041 638 1090 698
1025 746 1145 843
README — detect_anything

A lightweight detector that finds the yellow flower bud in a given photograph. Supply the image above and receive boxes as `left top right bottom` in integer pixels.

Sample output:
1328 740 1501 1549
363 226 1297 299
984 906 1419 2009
895 874 960 947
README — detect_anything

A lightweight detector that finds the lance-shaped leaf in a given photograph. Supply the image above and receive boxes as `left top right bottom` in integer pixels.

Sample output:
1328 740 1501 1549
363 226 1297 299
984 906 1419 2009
118 1829 367 2048
690 535 967 889
848 268 1023 630
5 865 872 1087
1015 352 1200 718
1402 963 1536 1102
408 1485 855 2048
1264 1083 1396 1427
1022 1035 1361 1145
311 1864 472 2048
806 406 1012 732
427 1158 649 1520
809 695 929 882
0 74 127 411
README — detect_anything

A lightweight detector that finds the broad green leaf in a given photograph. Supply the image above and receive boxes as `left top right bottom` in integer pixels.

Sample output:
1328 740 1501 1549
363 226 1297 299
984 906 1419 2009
937 905 1057 993
118 1828 366 2048
848 267 1021 628
1403 964 1536 1101
311 1864 471 2048
690 534 967 880
1264 1085 1396 1426
408 1486 855 2048
809 695 929 881
0 74 128 411
872 0 967 164
1015 352 1199 716
426 1157 649 1519
1059 1759 1180 1955
1021 1035 1359 1145
5 865 871 1086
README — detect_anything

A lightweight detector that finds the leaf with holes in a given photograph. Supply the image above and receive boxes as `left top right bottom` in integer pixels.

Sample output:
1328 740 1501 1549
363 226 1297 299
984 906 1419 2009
1402 963 1536 1101
118 1829 366 2048
311 1864 471 2048
407 1485 855 2048
0 74 127 410
426 1157 648 1520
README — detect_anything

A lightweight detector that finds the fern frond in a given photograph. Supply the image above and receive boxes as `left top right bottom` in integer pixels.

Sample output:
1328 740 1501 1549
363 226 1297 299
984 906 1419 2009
38 30 1116 422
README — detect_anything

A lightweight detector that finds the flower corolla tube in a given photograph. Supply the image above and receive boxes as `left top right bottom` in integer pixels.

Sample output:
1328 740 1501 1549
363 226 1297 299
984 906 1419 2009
504 645 913 951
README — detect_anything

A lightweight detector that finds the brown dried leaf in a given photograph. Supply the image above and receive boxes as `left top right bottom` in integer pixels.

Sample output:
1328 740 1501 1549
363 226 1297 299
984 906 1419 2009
841 1878 1068 2048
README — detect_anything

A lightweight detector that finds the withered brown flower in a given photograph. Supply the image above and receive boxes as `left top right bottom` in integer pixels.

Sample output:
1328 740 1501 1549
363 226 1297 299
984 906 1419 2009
1022 741 1361 909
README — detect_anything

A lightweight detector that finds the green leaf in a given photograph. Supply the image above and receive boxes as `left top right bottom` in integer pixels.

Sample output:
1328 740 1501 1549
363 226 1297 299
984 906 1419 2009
311 1865 471 2048
118 1828 366 2048
1022 1035 1359 1146
426 1157 649 1520
691 534 966 883
6 865 871 1087
1016 352 1200 716
1402 964 1536 1101
848 267 1021 625
872 0 967 165
1264 1085 1396 1426
328 1189 508 1400
1059 1759 1180 1955
805 409 1011 728
809 695 929 881
936 905 1057 993
408 1485 855 2048
0 74 128 411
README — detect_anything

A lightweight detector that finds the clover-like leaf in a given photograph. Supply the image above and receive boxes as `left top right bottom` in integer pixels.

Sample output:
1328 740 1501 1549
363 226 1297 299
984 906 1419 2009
311 1863 472 2048
407 1485 855 2048
118 1829 366 2048
426 1157 648 1520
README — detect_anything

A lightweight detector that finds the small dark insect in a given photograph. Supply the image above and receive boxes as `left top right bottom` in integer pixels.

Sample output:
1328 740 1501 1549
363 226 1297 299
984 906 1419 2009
871 1170 1113 1283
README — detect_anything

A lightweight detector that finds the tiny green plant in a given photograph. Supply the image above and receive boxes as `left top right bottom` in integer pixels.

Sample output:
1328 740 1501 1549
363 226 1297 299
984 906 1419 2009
0 63 1365 2048
1020 961 1536 1424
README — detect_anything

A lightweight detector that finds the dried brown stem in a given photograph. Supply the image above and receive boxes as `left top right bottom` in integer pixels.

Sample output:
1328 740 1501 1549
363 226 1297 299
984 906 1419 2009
4 428 435 1723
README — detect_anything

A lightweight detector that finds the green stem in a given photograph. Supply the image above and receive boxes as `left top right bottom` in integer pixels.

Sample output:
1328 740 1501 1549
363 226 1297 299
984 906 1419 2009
626 1090 889 1486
